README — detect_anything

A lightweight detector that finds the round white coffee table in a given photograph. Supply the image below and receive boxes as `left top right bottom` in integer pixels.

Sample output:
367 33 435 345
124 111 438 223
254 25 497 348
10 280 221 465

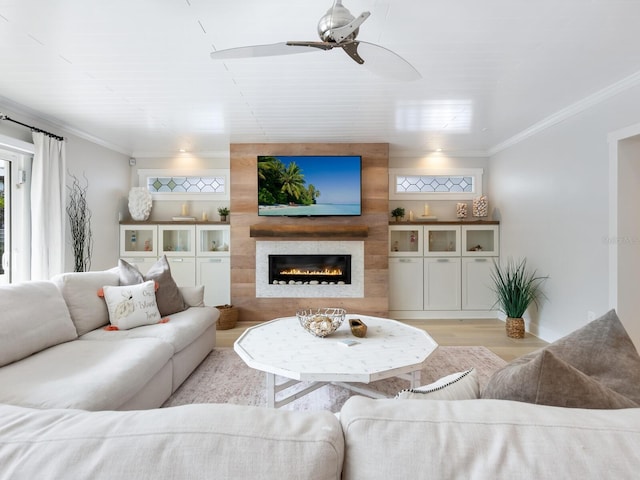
234 314 438 408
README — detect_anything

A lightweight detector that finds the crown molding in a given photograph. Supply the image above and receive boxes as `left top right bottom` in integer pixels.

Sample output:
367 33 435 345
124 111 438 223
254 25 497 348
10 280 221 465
489 69 640 156
0 96 131 156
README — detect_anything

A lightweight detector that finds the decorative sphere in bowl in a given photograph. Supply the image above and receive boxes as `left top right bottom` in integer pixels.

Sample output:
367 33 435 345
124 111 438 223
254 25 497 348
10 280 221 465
297 308 346 338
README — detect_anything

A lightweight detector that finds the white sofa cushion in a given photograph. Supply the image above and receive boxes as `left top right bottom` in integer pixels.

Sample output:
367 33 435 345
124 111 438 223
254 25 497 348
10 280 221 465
52 270 119 335
0 337 173 410
80 306 217 353
340 396 640 480
0 281 77 367
0 403 344 480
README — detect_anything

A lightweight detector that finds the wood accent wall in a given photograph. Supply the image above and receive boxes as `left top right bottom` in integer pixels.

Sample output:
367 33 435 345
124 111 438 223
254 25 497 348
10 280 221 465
230 143 389 322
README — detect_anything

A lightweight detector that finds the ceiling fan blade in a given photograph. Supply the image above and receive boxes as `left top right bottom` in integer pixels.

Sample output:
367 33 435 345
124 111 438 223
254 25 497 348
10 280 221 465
354 41 422 81
210 42 318 60
330 11 371 43
285 41 335 51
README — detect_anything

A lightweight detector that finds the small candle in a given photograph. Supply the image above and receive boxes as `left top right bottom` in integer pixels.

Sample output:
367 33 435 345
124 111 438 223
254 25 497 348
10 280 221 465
201 210 208 221
181 203 188 216
423 204 430 216
408 210 414 221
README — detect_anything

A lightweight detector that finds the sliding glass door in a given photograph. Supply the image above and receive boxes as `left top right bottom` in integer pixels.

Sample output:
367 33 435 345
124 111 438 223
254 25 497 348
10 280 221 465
0 148 31 284
0 158 9 284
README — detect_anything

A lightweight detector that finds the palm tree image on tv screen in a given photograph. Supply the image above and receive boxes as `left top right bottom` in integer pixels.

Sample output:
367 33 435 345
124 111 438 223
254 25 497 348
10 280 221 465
257 155 362 216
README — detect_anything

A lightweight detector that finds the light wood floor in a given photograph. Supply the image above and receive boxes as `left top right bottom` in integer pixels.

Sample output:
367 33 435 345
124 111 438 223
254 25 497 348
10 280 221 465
216 318 548 362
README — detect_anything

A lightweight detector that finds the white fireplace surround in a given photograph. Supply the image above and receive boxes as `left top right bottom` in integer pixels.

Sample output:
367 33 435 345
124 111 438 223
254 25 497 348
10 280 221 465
256 241 364 298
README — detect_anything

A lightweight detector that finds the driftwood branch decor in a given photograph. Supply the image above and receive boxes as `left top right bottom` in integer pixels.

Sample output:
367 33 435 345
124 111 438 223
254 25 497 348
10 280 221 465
66 172 93 272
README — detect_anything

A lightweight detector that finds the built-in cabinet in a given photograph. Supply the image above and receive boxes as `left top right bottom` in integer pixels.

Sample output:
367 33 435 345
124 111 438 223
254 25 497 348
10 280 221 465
389 222 499 318
120 222 230 307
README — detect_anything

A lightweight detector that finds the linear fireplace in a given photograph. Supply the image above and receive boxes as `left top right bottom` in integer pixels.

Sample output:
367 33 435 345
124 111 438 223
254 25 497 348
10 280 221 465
269 254 351 285
256 241 364 298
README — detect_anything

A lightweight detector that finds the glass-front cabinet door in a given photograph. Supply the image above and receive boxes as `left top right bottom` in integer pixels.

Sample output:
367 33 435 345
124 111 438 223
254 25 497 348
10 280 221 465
196 225 230 257
462 225 499 256
424 225 461 256
389 226 423 256
159 225 195 256
119 225 157 257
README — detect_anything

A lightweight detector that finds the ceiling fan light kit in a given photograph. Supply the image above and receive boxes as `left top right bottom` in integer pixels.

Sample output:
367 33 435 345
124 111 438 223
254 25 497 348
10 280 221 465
210 0 421 81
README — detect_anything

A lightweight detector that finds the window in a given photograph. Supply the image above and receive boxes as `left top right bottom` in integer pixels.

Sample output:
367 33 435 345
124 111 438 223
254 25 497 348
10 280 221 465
138 169 230 201
389 168 483 200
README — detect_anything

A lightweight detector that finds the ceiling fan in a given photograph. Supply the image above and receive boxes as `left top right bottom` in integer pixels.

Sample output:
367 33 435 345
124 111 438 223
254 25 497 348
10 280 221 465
209 0 421 81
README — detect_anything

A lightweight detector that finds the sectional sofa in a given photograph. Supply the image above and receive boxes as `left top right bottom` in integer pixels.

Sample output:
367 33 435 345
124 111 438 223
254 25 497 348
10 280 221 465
0 268 218 410
1 395 639 479
1 273 639 479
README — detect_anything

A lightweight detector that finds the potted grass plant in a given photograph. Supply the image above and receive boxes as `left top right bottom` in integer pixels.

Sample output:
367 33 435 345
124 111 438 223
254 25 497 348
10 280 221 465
491 258 548 338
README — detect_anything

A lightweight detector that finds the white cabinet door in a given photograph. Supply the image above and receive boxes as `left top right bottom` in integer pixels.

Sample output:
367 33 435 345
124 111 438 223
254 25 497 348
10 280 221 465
159 225 196 257
119 225 157 257
389 257 423 310
197 257 231 306
389 226 423 256
166 257 196 287
462 225 499 257
462 257 496 310
424 257 461 310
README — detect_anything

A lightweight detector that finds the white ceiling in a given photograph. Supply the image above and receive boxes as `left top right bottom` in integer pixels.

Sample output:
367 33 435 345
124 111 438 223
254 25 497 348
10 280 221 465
1 0 640 158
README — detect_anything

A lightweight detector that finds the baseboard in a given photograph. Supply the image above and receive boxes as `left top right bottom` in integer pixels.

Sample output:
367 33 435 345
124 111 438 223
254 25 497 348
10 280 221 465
389 310 501 320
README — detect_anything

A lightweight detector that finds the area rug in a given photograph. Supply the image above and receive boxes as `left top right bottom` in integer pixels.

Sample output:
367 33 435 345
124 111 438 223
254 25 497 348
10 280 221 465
163 346 506 412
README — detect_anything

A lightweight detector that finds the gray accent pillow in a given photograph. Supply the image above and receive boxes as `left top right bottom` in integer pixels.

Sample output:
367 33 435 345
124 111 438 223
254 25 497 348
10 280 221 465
118 256 187 317
481 310 640 408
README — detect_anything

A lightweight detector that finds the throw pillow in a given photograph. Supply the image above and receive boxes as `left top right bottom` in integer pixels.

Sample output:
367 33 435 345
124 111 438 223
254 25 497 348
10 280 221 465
179 285 205 307
102 281 162 330
481 309 640 408
118 256 187 317
396 369 479 400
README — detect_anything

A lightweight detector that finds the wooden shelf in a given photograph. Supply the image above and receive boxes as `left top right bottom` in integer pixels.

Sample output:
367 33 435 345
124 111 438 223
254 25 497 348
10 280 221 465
250 224 369 238
120 220 228 225
389 220 499 226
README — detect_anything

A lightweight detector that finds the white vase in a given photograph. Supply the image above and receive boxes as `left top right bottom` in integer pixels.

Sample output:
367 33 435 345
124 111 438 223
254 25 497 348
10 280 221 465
128 187 152 221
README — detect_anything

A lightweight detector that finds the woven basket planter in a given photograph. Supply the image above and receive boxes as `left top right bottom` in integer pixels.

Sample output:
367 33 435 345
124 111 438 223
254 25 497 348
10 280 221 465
506 317 525 339
216 304 238 330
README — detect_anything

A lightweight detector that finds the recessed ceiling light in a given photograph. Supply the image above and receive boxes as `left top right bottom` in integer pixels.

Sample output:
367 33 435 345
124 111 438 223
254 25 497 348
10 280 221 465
435 148 443 152
179 148 187 153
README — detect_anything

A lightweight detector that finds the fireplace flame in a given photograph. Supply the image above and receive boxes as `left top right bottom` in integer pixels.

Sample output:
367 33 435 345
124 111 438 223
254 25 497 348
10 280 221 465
279 267 343 276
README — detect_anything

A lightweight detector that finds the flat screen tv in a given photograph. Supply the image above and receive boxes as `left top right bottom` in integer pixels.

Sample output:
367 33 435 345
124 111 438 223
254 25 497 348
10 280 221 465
258 155 362 216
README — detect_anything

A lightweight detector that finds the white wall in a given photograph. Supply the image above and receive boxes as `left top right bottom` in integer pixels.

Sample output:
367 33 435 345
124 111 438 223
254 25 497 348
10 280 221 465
490 84 640 343
0 106 130 273
64 135 130 271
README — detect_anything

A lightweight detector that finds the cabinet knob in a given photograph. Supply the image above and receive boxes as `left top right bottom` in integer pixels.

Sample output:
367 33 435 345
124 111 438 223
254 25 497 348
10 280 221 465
475 258 488 262
437 258 449 263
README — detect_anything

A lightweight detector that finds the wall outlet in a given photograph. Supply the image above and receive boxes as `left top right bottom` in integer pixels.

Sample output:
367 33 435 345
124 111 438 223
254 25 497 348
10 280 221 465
587 311 596 321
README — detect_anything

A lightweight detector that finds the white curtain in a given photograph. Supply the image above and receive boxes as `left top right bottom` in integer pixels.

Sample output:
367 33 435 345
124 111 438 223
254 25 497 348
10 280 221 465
30 132 66 280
